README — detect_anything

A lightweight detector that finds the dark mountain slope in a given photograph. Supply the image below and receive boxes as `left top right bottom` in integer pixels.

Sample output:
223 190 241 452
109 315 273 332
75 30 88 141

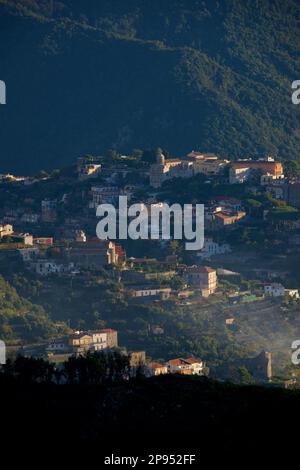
0 0 299 174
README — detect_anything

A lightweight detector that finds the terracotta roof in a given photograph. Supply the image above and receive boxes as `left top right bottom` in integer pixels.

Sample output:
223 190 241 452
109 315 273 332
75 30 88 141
231 160 279 167
115 245 125 256
215 211 245 220
214 212 235 220
168 358 186 366
184 357 202 365
168 357 202 367
230 161 283 175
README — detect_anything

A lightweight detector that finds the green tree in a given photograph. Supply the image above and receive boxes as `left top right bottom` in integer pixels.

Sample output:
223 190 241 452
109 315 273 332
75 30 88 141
284 160 300 178
238 366 253 385
4 356 55 384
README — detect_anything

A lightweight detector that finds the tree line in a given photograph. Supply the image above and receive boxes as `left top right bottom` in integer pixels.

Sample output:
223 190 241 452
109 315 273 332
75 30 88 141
0 351 131 385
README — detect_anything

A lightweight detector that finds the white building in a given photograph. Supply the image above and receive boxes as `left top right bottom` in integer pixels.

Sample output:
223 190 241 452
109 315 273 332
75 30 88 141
197 238 231 259
89 331 108 350
69 328 118 353
150 152 228 188
185 265 217 296
0 224 13 238
129 287 171 299
167 357 205 375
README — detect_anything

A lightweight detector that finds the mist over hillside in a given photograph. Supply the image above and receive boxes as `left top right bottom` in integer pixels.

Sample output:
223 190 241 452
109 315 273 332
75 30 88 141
0 0 299 174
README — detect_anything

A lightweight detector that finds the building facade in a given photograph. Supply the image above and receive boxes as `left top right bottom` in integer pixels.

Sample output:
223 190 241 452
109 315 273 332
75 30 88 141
67 239 121 268
185 265 217 296
167 357 205 375
69 328 118 354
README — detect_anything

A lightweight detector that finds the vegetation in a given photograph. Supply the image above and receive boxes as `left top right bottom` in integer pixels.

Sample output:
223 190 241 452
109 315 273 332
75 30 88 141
1 366 300 444
2 351 130 384
0 274 68 342
0 0 299 173
2 269 298 378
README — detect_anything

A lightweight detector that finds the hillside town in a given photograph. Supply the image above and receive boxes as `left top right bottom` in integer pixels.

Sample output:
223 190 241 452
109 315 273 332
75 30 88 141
1 0 300 455
1 149 300 384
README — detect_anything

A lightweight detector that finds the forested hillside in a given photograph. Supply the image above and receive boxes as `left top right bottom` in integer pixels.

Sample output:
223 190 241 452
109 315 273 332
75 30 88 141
0 274 67 341
0 0 299 173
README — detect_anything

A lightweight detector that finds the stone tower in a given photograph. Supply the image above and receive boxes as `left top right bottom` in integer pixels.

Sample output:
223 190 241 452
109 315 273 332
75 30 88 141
156 152 165 165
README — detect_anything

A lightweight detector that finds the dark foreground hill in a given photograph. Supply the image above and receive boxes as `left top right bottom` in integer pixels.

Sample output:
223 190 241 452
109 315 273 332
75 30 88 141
2 373 300 448
0 0 300 174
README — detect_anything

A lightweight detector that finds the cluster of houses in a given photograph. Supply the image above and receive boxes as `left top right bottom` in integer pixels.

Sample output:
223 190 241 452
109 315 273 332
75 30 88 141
46 327 207 378
145 357 206 377
2 149 300 386
1 216 299 303
1 151 300 303
47 328 119 356
1 151 292 242
150 151 284 188
0 219 222 302
0 223 126 275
